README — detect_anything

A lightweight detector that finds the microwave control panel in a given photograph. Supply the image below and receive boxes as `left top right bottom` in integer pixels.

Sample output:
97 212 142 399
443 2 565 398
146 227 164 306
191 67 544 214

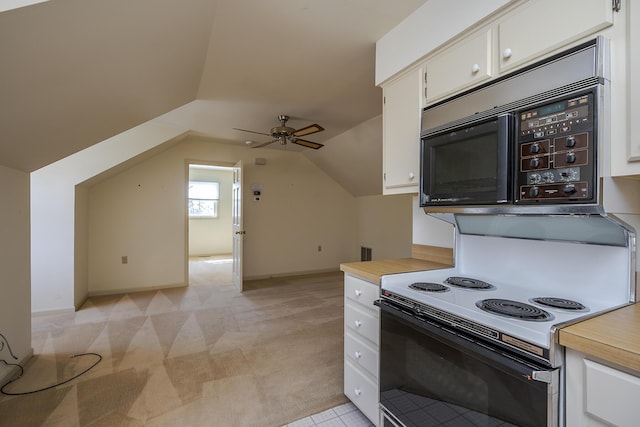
515 92 595 204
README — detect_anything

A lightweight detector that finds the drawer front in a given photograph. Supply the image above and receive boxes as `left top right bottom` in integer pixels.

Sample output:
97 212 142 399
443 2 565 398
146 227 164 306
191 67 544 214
344 360 379 426
345 299 379 345
585 359 640 426
345 329 378 379
345 274 379 310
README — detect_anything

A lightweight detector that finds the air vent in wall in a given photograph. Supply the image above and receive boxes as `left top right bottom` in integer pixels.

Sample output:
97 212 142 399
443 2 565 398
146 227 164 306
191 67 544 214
361 247 372 262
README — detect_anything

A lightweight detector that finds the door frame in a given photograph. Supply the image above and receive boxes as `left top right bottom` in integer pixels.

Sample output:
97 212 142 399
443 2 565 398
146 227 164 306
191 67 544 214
184 159 239 286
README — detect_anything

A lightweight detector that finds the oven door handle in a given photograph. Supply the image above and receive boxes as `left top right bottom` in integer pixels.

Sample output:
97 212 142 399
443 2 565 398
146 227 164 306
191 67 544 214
377 298 557 386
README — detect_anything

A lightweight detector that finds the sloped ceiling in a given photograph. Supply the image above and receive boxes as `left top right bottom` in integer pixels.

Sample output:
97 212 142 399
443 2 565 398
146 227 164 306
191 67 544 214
0 0 426 195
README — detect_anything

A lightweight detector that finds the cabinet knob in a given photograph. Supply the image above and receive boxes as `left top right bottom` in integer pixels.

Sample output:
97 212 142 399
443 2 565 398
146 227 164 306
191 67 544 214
354 320 362 328
354 388 362 396
471 63 480 74
408 172 415 181
354 351 362 359
354 289 362 297
502 48 512 59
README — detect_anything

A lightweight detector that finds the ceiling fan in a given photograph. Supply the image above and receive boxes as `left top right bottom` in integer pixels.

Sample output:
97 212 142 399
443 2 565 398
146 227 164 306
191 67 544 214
234 115 325 149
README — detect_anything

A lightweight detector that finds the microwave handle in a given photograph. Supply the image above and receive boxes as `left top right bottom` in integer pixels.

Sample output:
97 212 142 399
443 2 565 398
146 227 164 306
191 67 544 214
495 113 514 204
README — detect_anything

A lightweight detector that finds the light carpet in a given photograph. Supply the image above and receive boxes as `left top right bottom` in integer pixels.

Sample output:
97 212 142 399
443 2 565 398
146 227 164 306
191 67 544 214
0 257 347 426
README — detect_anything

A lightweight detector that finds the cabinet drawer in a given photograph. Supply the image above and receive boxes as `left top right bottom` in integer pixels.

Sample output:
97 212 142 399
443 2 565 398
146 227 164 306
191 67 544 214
345 274 379 309
345 300 379 345
344 360 379 425
345 329 378 379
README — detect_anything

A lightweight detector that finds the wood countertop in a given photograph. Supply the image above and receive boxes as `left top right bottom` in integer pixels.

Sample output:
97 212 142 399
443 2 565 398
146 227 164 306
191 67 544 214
559 303 640 373
340 258 452 285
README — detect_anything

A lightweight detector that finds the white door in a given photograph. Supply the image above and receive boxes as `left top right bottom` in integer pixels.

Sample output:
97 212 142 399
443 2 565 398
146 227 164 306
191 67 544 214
232 160 244 290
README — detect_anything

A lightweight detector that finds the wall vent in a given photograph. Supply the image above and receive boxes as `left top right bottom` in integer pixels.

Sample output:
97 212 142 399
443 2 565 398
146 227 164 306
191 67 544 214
360 246 372 262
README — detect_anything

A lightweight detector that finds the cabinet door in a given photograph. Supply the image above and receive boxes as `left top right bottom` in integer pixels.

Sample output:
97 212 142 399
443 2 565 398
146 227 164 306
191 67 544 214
382 67 422 195
499 0 613 73
425 29 492 104
629 0 640 162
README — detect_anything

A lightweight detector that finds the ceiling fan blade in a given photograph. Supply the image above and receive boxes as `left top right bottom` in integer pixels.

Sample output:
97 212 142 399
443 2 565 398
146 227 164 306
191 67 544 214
233 127 271 137
293 124 324 137
251 139 277 148
291 138 324 149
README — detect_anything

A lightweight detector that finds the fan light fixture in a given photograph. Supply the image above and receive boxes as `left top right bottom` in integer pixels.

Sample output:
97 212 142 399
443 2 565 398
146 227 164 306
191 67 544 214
233 115 325 149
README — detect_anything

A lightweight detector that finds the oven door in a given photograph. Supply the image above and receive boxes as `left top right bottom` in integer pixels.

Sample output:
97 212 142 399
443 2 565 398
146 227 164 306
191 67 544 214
420 114 513 207
378 299 559 427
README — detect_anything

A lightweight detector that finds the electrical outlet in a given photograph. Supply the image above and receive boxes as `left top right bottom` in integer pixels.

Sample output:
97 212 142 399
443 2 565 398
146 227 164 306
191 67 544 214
317 245 322 252
121 256 128 264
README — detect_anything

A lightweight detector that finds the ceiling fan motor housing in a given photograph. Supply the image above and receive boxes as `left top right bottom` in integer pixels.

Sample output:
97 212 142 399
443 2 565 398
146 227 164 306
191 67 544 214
271 115 295 143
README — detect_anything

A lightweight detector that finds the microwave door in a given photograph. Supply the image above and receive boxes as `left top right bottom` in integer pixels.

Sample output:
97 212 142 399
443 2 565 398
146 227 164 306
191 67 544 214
421 114 513 207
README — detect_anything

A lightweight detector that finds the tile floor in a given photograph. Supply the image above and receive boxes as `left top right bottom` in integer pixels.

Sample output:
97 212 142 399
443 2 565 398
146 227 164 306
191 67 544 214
284 402 374 427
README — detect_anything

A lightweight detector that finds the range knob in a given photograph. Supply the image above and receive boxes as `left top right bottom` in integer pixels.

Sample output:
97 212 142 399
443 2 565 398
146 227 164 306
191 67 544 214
566 152 577 163
530 187 540 197
563 184 577 195
566 136 576 148
530 143 541 154
530 157 540 168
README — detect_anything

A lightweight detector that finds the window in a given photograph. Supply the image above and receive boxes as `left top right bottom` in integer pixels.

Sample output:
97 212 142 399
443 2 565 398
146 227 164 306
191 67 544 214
188 181 219 218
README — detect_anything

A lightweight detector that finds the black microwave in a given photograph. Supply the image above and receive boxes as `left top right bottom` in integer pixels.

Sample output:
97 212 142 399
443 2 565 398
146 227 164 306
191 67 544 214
420 89 598 209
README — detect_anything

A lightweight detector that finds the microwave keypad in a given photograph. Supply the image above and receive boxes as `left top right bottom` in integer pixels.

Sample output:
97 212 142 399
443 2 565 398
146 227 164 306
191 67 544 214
516 93 594 203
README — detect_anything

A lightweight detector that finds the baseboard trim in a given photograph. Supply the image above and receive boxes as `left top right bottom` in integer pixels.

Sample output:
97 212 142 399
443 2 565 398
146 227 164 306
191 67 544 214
244 268 341 282
0 347 33 386
88 282 187 298
32 307 76 317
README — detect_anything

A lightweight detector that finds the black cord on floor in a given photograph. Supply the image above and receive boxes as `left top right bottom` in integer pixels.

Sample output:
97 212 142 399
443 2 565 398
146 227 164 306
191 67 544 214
1 352 102 395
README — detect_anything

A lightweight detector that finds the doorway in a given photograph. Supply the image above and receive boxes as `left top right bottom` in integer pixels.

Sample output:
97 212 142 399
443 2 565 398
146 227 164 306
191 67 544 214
187 162 242 289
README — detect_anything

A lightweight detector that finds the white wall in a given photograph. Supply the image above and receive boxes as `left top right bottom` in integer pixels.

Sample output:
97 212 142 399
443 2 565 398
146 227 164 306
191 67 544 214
74 185 89 308
31 122 188 313
188 167 233 256
0 166 32 380
411 196 455 248
86 136 360 293
355 194 413 260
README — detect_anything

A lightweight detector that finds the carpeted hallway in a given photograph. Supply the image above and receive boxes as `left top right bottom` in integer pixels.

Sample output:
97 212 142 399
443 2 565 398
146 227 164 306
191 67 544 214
0 257 348 426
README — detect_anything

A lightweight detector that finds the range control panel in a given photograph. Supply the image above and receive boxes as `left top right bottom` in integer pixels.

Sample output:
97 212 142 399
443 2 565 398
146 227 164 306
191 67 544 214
515 91 596 204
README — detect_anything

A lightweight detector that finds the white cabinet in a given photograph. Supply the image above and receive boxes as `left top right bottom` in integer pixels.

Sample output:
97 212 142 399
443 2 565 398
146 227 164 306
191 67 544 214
627 0 640 166
425 29 493 104
382 67 423 195
566 349 640 426
343 273 380 426
498 0 613 73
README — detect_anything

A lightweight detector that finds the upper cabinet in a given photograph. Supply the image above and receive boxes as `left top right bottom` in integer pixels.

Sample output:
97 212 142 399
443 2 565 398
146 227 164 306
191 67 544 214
382 67 423 195
424 30 493 104
628 1 640 162
378 0 640 185
498 0 614 73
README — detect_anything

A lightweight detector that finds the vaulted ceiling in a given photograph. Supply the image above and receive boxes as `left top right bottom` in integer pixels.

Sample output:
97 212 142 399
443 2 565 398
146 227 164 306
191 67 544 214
0 0 426 194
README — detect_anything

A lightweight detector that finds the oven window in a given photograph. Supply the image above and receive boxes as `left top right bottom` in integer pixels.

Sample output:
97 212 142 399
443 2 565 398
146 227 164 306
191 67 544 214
380 309 549 427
